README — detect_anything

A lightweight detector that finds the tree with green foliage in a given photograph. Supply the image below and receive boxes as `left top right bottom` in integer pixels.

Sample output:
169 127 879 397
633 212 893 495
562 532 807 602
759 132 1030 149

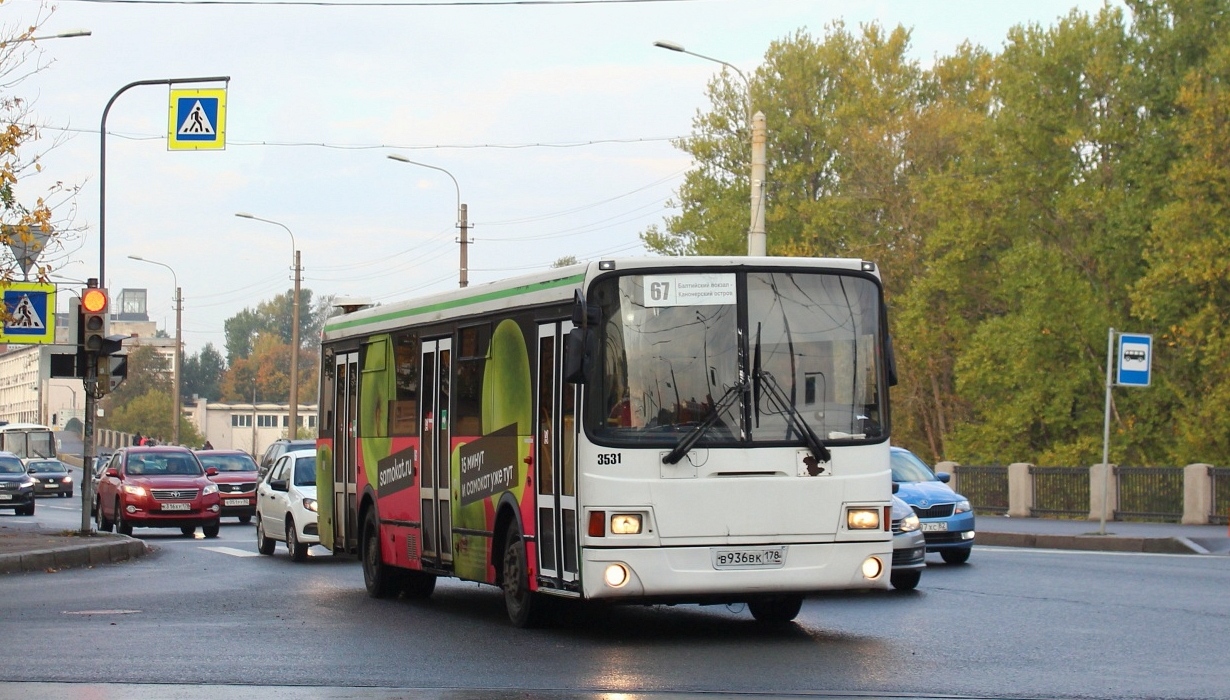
182 343 226 401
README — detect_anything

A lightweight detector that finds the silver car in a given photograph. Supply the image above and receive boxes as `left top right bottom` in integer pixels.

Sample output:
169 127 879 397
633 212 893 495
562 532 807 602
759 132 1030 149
891 494 925 590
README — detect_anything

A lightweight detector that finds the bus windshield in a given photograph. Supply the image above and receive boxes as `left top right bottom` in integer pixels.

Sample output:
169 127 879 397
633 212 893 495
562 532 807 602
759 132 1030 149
593 270 884 446
0 428 56 460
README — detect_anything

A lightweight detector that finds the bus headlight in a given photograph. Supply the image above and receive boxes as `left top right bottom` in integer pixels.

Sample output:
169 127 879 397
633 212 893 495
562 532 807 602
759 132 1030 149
610 514 641 535
847 508 880 530
603 563 629 588
861 556 884 579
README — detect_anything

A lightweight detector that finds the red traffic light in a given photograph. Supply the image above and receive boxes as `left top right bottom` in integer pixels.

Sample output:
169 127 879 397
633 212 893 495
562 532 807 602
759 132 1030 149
82 288 108 314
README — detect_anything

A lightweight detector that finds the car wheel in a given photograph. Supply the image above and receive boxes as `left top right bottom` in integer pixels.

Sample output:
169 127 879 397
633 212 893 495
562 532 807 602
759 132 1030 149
180 526 196 537
502 524 547 628
115 501 133 536
203 522 220 538
96 500 113 533
361 510 397 599
891 570 922 591
256 516 276 555
287 519 308 562
238 515 252 525
941 547 971 565
401 570 437 599
747 594 804 624
18 502 34 516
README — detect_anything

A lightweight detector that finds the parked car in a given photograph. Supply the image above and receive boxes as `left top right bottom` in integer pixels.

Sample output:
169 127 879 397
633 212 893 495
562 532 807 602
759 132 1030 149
26 458 73 498
95 446 222 538
197 449 259 523
256 448 319 561
0 450 35 515
891 445 976 564
258 439 316 480
890 494 925 590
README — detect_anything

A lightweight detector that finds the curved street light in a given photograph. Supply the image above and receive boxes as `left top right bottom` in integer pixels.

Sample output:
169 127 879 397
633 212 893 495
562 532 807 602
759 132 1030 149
655 40 766 256
128 254 182 446
387 154 470 288
234 213 301 439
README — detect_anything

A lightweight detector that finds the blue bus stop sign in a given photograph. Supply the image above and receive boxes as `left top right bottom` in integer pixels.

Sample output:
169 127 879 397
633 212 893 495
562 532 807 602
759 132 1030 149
1116 333 1152 387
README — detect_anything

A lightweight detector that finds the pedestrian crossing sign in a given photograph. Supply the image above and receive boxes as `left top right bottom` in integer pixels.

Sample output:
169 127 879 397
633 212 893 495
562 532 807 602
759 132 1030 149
168 88 227 151
0 281 55 344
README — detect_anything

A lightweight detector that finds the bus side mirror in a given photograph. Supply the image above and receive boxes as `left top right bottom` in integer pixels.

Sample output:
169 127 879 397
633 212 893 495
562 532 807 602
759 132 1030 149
571 289 601 327
564 327 595 384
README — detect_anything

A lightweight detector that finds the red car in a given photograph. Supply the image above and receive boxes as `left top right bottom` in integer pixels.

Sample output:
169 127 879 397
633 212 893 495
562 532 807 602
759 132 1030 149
196 449 259 523
95 446 222 538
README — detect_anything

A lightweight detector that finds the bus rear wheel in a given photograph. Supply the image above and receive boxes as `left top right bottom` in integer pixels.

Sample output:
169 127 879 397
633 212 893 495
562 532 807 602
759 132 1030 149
502 524 546 628
362 510 398 599
747 594 803 624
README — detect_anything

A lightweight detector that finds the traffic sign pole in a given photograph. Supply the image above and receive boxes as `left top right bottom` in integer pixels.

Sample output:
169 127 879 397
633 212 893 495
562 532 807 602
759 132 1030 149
1099 327 1114 536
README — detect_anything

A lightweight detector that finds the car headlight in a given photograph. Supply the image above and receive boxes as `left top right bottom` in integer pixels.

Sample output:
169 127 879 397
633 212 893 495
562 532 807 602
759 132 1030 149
900 513 920 532
202 483 219 496
62 476 73 484
20 478 36 490
954 499 972 514
302 497 318 512
122 484 147 497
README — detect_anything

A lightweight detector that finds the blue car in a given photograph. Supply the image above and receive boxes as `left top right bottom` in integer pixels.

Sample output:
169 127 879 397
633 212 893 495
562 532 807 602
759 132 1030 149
890 446 975 564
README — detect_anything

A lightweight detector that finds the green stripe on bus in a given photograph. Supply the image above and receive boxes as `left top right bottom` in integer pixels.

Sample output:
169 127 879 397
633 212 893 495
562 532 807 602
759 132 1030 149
325 273 586 333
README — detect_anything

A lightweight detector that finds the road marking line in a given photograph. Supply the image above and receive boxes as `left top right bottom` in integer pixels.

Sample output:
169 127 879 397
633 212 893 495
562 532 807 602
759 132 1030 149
201 546 260 558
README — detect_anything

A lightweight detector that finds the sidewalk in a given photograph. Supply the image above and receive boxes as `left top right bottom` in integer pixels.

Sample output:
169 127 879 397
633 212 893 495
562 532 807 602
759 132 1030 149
0 519 148 575
974 514 1230 555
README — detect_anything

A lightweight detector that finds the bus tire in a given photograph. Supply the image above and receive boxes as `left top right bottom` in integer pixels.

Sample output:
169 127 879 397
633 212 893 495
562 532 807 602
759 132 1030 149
401 570 437 599
501 524 546 628
362 510 397 599
747 594 803 624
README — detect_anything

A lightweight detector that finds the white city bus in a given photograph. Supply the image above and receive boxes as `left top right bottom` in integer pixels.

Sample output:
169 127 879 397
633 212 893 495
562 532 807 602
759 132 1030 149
316 256 896 626
0 422 58 463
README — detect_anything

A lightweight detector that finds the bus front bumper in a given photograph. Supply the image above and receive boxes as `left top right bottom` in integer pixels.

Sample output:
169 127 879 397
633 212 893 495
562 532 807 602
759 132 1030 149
580 541 892 602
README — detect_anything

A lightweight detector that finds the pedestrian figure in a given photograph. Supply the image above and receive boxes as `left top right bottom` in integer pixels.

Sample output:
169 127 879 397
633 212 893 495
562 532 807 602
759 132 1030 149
133 432 142 447
202 440 213 450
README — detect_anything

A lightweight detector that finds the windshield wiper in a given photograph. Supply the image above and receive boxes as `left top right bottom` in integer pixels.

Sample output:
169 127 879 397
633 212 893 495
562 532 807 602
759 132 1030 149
756 369 832 464
662 380 746 465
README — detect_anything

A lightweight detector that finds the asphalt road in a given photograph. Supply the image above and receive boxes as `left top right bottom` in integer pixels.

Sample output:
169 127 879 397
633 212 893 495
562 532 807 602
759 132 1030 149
2 495 1228 700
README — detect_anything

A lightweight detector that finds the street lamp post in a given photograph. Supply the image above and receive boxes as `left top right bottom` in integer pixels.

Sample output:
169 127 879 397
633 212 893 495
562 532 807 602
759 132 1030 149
235 213 300 437
654 40 766 256
18 29 92 42
128 255 182 445
387 154 470 288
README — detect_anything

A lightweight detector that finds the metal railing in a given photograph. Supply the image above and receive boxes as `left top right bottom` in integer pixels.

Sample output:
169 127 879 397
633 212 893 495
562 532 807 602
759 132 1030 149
953 466 1008 514
1029 466 1089 518
1213 467 1230 526
1115 466 1184 523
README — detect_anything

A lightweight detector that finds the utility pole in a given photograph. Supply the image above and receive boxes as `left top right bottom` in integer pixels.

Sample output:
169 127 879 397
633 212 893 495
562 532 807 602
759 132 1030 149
749 111 767 256
172 285 182 445
459 204 469 288
289 249 300 437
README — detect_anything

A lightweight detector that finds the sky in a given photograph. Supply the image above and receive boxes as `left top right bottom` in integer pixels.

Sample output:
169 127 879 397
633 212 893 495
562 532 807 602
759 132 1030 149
6 0 1117 357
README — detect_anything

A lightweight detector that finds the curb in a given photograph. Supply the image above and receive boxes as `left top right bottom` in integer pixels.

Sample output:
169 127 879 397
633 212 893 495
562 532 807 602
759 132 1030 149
0 536 149 575
977 531 1201 554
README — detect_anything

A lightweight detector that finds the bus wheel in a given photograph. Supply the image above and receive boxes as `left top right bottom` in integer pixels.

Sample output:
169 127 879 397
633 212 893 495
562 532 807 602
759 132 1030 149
502 524 546 628
401 570 437 599
747 594 803 624
362 511 397 599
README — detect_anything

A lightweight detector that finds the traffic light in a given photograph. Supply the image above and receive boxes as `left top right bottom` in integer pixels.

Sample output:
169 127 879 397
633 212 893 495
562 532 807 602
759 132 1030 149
95 352 128 396
80 287 109 354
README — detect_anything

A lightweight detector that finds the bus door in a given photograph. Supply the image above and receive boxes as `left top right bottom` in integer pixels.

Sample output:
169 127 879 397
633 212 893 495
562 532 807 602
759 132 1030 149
333 351 360 552
535 321 579 592
419 338 453 569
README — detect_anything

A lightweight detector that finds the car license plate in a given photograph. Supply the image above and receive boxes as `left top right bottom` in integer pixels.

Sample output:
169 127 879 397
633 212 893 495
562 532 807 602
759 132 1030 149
161 502 191 511
921 522 948 532
45 483 58 488
0 494 11 500
224 498 248 507
712 546 787 570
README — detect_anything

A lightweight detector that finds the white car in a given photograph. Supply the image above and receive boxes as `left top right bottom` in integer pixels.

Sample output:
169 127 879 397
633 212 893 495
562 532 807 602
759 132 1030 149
255 448 319 561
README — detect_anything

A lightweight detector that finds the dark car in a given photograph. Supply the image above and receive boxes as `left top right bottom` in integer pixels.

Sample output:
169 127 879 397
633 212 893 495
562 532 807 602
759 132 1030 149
26 458 73 498
258 439 315 479
95 446 222 537
891 446 976 564
0 451 35 515
197 449 259 523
